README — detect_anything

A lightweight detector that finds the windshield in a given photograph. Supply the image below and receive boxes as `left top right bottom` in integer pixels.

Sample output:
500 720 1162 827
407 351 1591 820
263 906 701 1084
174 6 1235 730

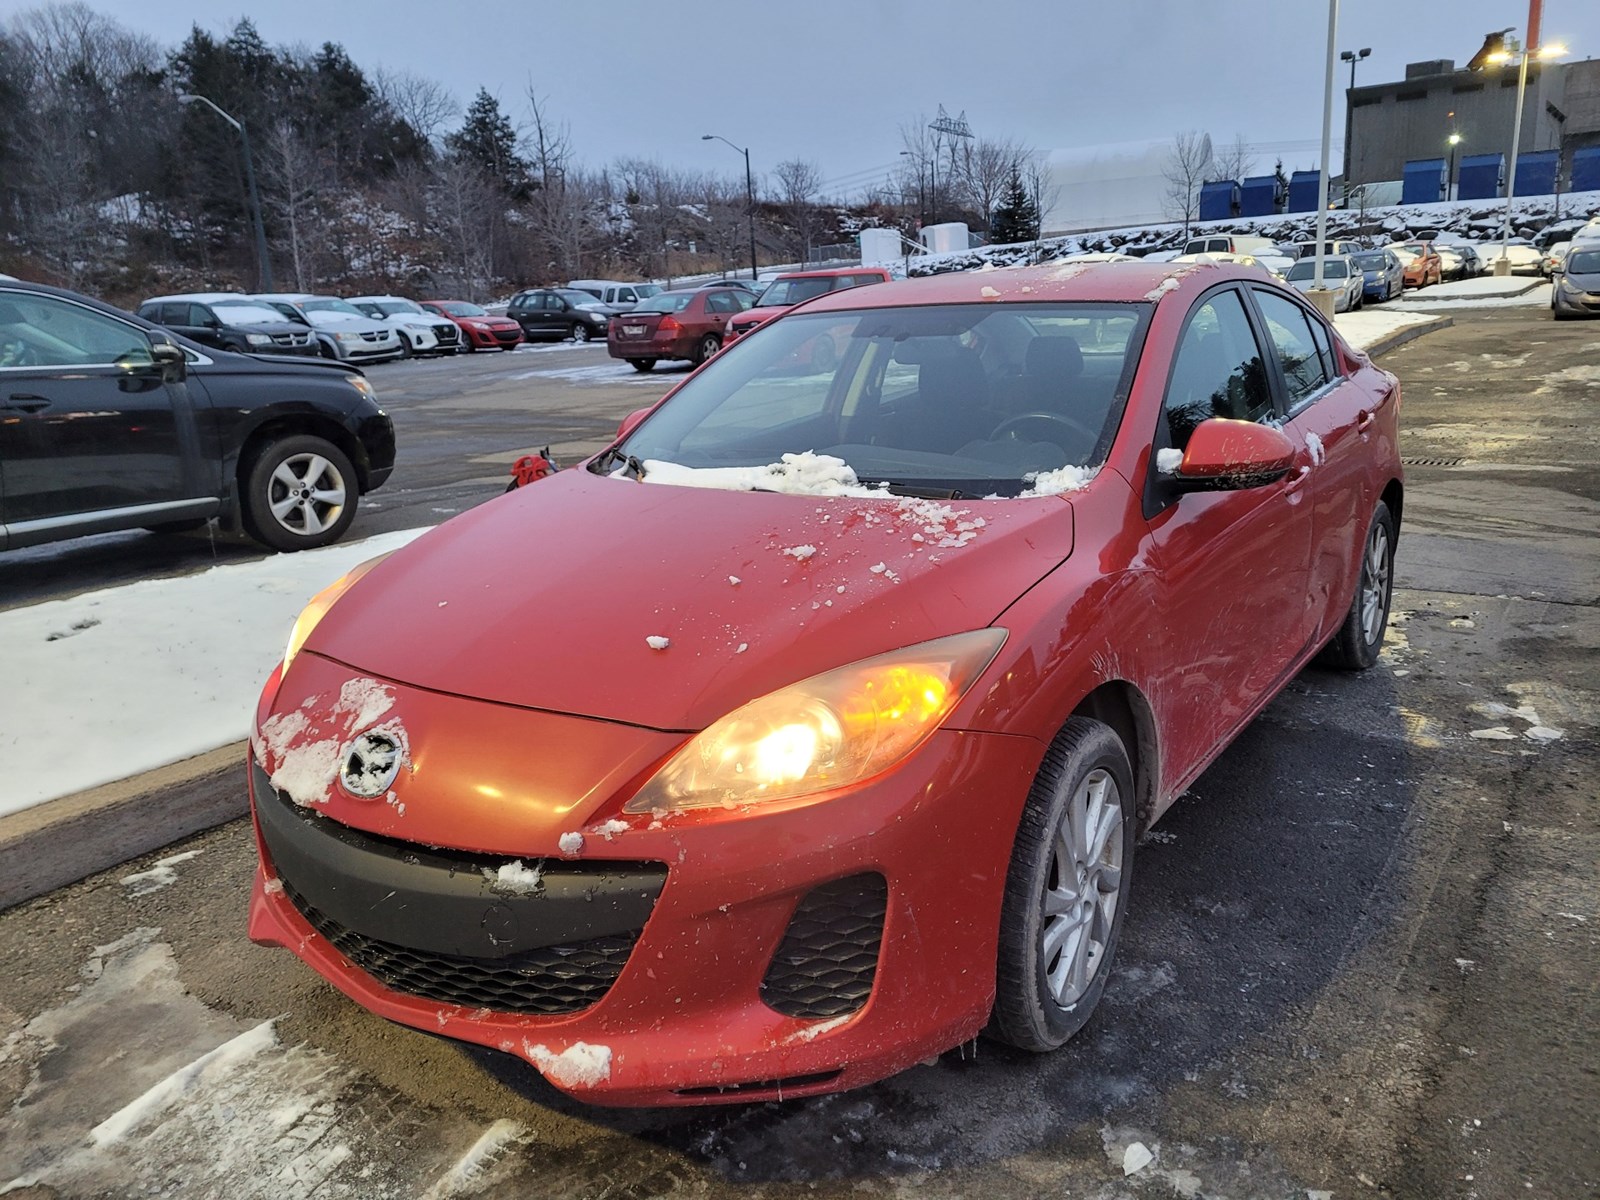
755 277 835 308
366 299 424 316
211 302 290 325
635 293 695 313
633 284 662 298
1566 249 1600 274
301 298 368 317
1352 253 1387 270
558 290 604 307
1287 260 1347 280
435 301 487 317
604 302 1149 498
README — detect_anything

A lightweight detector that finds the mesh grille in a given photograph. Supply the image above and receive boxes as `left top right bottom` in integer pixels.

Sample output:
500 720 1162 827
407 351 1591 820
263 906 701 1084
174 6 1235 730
284 883 638 1015
760 874 887 1018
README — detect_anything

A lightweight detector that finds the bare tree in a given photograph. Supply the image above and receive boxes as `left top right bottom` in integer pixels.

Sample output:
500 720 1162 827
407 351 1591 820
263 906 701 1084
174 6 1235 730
954 136 1026 232
376 68 458 147
1023 153 1061 239
1162 130 1213 235
428 155 498 299
262 118 325 289
1212 134 1254 183
772 158 823 264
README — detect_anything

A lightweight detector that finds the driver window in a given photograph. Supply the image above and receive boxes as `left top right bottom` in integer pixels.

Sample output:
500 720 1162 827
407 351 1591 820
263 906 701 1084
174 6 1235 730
1162 290 1272 451
0 292 152 369
1252 290 1330 409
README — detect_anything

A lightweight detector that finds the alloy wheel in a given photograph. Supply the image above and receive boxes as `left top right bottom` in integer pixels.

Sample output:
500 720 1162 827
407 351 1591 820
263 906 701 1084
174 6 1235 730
1360 521 1392 645
268 453 347 537
1040 767 1124 1008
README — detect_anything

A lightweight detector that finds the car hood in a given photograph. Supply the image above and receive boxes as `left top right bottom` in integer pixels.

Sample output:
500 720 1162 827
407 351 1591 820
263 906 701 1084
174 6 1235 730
734 304 789 326
305 313 390 333
229 321 309 336
304 468 1077 731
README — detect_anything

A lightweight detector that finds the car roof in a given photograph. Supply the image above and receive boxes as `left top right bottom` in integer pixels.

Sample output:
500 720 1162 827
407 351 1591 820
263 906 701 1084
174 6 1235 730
796 260 1267 315
141 292 253 304
772 267 887 281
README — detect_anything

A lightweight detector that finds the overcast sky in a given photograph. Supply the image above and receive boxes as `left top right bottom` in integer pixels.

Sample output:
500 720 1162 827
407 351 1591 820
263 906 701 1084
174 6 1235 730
7 0 1598 192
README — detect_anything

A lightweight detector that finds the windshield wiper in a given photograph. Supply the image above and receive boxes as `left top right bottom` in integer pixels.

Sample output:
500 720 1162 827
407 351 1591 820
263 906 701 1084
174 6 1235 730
590 446 646 480
854 480 986 501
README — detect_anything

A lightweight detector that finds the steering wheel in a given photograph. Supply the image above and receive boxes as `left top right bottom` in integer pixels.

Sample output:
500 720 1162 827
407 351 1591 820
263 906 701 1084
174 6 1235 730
991 411 1099 447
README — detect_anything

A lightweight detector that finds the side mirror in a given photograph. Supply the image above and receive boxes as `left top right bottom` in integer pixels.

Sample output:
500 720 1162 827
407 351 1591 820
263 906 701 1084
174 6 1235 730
616 406 653 440
1164 418 1294 492
151 340 188 382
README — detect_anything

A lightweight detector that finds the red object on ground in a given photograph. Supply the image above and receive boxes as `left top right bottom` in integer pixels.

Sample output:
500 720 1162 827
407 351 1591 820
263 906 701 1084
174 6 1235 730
508 449 558 489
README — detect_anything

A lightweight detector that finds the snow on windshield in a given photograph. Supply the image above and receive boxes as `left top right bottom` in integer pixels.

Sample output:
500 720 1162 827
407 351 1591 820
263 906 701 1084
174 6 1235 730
633 452 887 498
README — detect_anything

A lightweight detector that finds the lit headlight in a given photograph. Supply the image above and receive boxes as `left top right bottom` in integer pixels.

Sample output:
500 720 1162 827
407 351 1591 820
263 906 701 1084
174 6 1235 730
284 554 391 669
245 333 272 345
624 629 1006 813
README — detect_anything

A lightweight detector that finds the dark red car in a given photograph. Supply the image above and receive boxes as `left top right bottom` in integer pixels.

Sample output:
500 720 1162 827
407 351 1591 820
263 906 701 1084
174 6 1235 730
723 266 892 348
606 287 752 371
248 261 1402 1106
419 300 523 351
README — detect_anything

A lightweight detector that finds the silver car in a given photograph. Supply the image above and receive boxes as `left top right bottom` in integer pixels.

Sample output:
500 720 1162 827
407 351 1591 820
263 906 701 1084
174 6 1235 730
1283 254 1365 312
251 293 404 363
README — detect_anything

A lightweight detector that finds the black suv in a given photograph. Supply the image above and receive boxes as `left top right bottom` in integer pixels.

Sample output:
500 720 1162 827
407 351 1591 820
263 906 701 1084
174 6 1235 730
1 280 395 553
506 288 616 343
138 294 318 357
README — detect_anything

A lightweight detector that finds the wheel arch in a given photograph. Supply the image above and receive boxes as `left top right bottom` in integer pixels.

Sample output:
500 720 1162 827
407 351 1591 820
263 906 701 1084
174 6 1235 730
1380 477 1403 540
1068 680 1160 834
235 412 373 503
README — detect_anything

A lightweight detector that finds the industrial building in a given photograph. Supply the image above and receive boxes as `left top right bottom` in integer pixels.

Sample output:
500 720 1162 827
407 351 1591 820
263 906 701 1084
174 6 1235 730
1347 43 1600 200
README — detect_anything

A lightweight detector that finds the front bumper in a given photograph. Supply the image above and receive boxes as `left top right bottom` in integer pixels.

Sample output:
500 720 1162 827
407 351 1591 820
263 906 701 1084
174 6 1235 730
247 655 1040 1106
1553 285 1600 315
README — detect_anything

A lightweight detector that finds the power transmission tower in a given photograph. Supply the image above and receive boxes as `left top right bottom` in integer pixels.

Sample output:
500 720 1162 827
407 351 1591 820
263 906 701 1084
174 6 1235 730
928 104 974 225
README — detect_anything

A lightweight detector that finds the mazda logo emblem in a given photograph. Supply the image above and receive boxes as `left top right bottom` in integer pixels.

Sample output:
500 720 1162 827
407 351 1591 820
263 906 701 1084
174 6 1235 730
340 731 402 799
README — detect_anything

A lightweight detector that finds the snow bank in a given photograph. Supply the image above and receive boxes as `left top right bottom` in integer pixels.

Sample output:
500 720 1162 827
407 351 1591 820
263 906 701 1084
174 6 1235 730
1331 309 1440 352
0 528 428 817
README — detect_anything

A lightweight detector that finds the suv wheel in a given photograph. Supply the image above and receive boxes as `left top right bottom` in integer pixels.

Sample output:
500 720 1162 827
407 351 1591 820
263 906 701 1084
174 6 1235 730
570 323 592 343
242 435 359 552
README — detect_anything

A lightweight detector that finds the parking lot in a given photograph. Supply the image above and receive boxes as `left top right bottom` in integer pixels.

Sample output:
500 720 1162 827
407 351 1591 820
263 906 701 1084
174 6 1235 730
1 305 1597 1199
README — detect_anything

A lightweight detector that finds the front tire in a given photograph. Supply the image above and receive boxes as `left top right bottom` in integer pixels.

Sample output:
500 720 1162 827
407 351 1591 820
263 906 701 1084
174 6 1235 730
242 435 359 553
989 717 1135 1053
570 323 592 344
395 332 414 359
1318 500 1396 670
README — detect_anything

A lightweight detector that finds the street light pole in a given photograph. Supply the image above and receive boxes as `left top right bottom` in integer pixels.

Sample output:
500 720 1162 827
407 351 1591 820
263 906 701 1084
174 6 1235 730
1312 0 1339 301
1489 33 1568 272
178 92 272 291
1447 132 1462 201
1339 46 1370 197
703 134 758 281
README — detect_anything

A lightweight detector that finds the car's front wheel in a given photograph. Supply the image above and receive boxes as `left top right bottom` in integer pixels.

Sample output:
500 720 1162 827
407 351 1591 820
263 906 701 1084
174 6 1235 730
989 717 1135 1052
395 332 414 358
242 435 359 552
1319 499 1396 670
570 323 592 343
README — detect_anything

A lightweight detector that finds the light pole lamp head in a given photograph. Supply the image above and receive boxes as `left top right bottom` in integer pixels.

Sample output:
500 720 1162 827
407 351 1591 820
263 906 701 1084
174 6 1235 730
700 134 713 140
1447 133 1462 146
1358 47 1371 60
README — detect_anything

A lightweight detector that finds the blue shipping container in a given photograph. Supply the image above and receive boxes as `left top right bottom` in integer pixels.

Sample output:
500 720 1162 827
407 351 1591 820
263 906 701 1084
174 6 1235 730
1457 154 1503 201
1402 158 1448 205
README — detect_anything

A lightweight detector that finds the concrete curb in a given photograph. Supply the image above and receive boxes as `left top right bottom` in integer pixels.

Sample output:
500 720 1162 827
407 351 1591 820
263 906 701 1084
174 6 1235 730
1363 314 1455 358
1399 278 1543 304
0 742 247 912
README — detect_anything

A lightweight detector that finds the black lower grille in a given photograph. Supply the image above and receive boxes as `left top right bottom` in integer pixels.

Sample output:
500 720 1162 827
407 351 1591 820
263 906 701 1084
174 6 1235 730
760 874 887 1018
284 882 638 1014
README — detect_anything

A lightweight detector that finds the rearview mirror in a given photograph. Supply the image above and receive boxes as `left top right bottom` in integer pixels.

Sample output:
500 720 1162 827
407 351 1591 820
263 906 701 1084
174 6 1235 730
1165 418 1294 491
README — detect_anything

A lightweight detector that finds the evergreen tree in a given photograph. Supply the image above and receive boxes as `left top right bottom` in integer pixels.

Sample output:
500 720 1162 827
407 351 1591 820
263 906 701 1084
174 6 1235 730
989 167 1039 245
446 89 527 198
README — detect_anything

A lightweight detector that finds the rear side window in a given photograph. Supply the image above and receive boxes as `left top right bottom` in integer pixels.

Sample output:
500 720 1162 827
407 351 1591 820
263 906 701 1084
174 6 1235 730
706 291 739 314
187 304 214 326
1163 290 1273 449
1253 291 1329 409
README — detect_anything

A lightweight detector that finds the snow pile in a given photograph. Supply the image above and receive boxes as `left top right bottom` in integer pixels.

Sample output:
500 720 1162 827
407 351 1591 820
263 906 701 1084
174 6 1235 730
1144 276 1182 302
484 860 542 895
521 1041 612 1088
1155 448 1184 474
782 544 817 560
1020 464 1099 497
645 635 670 650
0 527 428 817
595 818 628 841
637 452 887 498
1331 308 1441 352
558 831 585 856
419 1121 527 1200
1306 432 1325 466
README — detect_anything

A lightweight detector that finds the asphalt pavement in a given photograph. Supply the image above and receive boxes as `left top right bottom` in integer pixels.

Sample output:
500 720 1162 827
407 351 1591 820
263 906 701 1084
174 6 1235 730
1 310 1595 1199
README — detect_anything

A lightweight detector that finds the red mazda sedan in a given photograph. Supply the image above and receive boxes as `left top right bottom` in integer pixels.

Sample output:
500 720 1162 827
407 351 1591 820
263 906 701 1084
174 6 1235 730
248 261 1401 1106
419 299 523 351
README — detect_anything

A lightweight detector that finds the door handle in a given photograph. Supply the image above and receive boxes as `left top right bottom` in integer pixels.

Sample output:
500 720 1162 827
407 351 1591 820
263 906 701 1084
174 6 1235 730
1356 408 1376 431
1283 465 1312 493
3 393 50 413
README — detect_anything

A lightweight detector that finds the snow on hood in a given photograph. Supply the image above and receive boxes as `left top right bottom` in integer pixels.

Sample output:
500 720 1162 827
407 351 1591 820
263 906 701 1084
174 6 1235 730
300 467 1079 731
